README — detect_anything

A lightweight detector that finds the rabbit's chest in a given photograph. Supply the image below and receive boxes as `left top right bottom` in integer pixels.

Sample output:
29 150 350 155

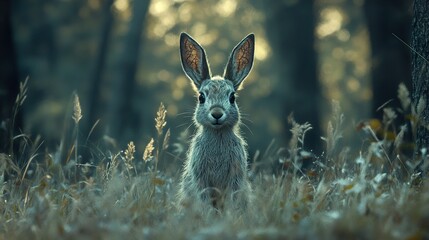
191 137 245 187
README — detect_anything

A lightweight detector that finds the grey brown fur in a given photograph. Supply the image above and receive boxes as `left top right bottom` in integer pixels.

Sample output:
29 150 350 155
177 33 255 212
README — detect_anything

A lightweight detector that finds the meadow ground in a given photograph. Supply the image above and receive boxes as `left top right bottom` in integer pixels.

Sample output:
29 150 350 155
1 84 429 239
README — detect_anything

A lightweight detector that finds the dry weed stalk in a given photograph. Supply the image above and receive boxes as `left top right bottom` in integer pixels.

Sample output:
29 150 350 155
72 93 82 182
143 138 154 162
124 141 136 175
9 77 29 154
286 114 312 176
143 103 169 201
0 153 20 177
288 114 312 152
155 102 167 136
322 100 344 160
104 152 120 189
397 83 411 111
3 84 429 239
124 141 135 163
72 94 83 124
163 129 170 150
154 103 168 171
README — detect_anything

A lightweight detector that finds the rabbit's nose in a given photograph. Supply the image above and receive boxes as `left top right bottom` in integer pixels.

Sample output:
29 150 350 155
211 108 224 120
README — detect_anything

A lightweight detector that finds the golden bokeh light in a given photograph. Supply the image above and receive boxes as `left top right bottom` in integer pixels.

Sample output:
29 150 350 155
361 88 372 101
157 70 172 82
332 47 344 59
114 0 129 12
88 0 100 9
173 89 184 100
149 0 171 16
175 76 188 89
178 3 192 23
255 37 270 61
191 23 208 37
167 104 178 116
164 33 178 46
316 7 344 38
113 0 131 20
215 0 237 17
347 78 361 92
337 29 350 42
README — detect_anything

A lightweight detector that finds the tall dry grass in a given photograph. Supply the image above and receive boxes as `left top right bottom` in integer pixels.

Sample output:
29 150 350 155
0 81 428 239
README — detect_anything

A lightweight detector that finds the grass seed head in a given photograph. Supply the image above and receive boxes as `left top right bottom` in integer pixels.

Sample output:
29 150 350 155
16 77 29 106
416 97 426 118
124 141 136 170
125 141 136 162
397 83 411 111
72 93 83 124
155 102 167 136
143 138 155 162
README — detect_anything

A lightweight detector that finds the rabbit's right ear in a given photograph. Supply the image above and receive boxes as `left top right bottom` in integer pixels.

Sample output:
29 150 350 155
180 33 211 89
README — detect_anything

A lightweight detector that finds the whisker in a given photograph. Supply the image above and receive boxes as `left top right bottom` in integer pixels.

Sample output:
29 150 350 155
177 116 194 122
176 123 189 128
241 116 254 124
184 122 195 133
176 111 194 117
240 122 254 136
177 116 194 125
177 122 194 130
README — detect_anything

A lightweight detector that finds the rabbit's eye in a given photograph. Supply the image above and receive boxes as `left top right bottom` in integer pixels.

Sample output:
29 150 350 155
198 92 205 104
229 92 236 104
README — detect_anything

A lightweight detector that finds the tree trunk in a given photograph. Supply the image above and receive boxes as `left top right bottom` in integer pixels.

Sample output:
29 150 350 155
264 1 321 153
0 0 21 153
411 0 429 151
108 0 151 145
85 0 115 142
364 0 412 117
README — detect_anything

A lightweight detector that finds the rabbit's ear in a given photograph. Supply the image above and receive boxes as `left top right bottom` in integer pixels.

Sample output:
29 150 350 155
180 33 211 89
223 34 254 90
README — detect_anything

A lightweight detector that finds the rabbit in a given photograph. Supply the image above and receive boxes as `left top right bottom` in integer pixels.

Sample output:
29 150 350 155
177 32 255 212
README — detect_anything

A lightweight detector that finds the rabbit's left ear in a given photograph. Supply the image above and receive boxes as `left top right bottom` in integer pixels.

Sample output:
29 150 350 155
223 34 254 90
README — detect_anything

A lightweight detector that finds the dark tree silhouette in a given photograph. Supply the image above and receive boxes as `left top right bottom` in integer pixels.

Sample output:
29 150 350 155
85 0 115 142
364 0 412 116
263 0 322 152
108 0 151 145
411 0 429 151
0 0 21 153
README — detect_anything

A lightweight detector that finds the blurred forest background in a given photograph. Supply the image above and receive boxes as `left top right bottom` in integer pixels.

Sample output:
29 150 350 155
1 0 412 162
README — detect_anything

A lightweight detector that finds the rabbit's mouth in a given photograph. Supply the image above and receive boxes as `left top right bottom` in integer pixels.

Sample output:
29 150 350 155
210 119 226 128
212 120 223 127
